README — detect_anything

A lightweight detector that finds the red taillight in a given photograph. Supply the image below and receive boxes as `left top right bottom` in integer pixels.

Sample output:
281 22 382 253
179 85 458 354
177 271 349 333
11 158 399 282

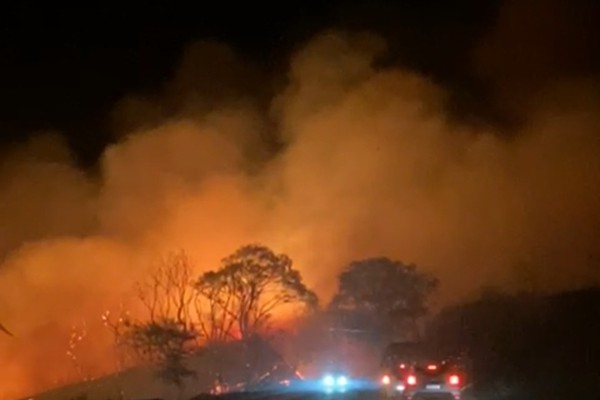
406 375 417 386
427 364 438 371
399 363 406 369
448 374 460 386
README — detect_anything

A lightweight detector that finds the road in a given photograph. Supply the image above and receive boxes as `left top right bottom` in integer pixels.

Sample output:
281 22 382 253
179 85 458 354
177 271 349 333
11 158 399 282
189 388 480 400
192 390 383 400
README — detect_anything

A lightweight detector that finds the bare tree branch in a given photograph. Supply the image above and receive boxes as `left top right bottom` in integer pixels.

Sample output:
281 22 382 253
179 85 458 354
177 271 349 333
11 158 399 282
0 323 13 337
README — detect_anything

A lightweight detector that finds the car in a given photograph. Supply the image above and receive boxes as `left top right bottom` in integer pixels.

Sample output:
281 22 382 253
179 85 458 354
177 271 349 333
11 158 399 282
379 341 421 397
317 364 354 393
379 342 469 400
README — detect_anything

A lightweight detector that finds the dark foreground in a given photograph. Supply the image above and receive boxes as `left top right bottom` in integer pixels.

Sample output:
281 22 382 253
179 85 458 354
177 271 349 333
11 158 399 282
191 390 383 400
189 388 482 400
187 384 597 400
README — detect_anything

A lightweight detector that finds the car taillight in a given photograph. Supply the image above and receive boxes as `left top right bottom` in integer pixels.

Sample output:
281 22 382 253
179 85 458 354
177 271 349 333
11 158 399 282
399 363 406 369
406 375 417 386
448 374 460 386
381 375 391 385
427 364 438 371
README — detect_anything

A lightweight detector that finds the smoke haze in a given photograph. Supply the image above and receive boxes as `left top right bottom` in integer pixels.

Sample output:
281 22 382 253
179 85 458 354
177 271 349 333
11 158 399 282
0 26 599 398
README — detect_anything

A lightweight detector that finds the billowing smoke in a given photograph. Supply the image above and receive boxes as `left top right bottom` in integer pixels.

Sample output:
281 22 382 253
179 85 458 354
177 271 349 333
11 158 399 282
0 28 599 398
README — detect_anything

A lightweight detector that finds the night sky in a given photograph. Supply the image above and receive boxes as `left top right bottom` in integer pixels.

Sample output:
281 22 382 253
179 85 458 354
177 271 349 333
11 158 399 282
1 0 599 161
0 1 505 166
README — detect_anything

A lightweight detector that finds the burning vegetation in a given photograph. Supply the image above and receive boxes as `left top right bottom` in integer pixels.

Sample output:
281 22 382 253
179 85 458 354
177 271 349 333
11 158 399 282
0 15 599 399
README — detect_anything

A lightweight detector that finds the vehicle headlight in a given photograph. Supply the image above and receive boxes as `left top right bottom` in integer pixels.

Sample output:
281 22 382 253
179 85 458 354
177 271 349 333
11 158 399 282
322 374 335 386
337 375 348 386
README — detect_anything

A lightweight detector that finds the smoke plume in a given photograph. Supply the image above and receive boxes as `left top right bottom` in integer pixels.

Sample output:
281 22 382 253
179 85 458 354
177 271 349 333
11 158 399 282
0 28 598 398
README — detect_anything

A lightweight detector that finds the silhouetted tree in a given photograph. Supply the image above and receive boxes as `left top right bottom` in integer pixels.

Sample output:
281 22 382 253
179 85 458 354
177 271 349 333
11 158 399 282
106 250 200 398
426 287 600 400
124 318 197 399
329 257 438 342
137 250 196 328
196 244 318 339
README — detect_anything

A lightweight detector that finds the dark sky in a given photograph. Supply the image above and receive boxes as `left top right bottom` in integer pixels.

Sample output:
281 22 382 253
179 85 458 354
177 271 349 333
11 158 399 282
0 0 598 166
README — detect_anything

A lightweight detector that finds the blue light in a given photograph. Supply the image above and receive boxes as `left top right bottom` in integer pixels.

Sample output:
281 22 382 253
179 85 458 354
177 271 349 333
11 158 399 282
337 375 348 386
322 374 335 386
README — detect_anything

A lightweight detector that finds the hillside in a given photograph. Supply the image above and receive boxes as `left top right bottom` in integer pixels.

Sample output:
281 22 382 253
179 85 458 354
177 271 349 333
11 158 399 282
23 338 297 400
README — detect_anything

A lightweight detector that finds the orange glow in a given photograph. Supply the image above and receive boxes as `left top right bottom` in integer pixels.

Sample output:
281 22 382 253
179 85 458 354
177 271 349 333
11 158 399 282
381 375 391 385
406 375 417 386
0 29 599 400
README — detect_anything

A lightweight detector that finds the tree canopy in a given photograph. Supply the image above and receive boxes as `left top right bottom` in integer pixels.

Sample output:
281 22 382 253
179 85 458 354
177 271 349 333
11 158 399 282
328 257 438 341
196 244 318 339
